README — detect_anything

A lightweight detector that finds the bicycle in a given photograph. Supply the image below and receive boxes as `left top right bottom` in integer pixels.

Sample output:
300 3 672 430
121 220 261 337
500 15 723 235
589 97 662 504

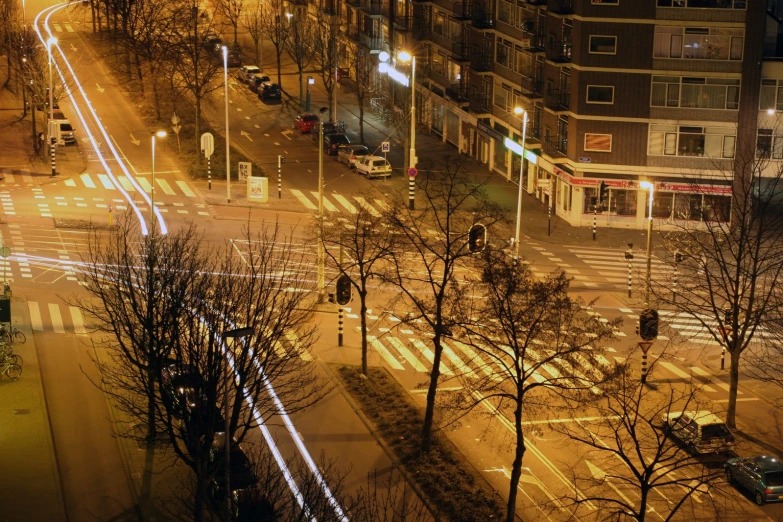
0 322 25 345
0 357 21 381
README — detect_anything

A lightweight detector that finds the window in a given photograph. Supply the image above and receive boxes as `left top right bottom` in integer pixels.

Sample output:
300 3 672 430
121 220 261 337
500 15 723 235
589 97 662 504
587 85 614 104
433 11 447 37
756 129 783 159
648 124 735 157
654 26 743 60
494 81 511 110
584 133 612 152
514 45 532 74
759 79 783 112
657 0 746 7
496 39 512 68
651 76 740 110
589 36 617 54
431 52 445 75
498 0 512 24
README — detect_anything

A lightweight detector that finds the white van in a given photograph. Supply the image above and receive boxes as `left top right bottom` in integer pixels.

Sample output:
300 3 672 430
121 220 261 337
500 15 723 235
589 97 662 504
356 155 392 179
48 115 76 146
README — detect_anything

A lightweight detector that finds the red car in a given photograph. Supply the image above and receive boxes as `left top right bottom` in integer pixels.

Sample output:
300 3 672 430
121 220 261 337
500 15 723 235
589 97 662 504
294 113 320 133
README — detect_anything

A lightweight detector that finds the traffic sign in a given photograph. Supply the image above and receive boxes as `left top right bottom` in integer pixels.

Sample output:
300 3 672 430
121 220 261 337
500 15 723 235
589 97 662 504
0 247 10 258
407 167 418 177
238 162 252 182
638 341 653 355
381 141 390 153
201 132 215 158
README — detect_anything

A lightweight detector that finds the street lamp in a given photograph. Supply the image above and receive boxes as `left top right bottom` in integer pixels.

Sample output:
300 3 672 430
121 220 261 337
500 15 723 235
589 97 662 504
640 181 655 305
285 11 292 22
306 75 314 112
397 51 417 210
513 106 528 259
317 106 328 303
220 326 254 520
223 46 231 204
150 131 167 235
47 37 57 177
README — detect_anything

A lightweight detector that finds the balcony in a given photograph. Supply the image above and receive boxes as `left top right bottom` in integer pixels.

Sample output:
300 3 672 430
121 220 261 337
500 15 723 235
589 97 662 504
321 0 337 15
545 88 570 111
360 33 385 51
394 15 412 31
550 0 573 14
543 135 568 157
345 0 360 5
452 40 470 61
528 123 541 142
546 40 572 63
469 93 491 115
520 22 545 52
470 51 492 72
413 21 431 40
446 82 470 103
361 0 382 15
345 25 360 40
471 6 493 29
521 76 543 98
452 0 471 19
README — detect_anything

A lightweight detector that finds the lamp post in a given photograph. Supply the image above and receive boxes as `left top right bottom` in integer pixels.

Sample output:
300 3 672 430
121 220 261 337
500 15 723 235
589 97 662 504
317 106 328 303
306 75 313 112
513 106 528 259
640 181 655 305
397 51 417 210
220 326 254 521
223 46 231 203
150 131 167 236
47 37 57 177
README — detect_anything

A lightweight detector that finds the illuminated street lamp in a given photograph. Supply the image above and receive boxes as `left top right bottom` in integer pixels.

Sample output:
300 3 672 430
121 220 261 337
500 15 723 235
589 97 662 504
47 37 57 177
150 131 167 235
640 181 655 305
317 106 328 303
512 106 528 259
223 46 231 203
394 50 417 210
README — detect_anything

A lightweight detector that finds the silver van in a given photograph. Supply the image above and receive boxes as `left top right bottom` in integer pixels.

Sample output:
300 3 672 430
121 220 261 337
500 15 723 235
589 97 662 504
662 410 735 454
356 155 392 178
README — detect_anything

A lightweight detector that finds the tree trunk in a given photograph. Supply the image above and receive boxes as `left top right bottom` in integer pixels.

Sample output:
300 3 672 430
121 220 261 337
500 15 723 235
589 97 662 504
276 48 282 88
298 69 304 111
4 40 11 88
421 333 443 451
31 107 38 154
146 366 156 442
726 349 741 429
506 398 526 522
91 0 97 32
359 104 364 144
135 53 144 95
360 291 368 376
233 23 238 44
195 96 202 151
152 70 161 120
193 464 206 522
638 485 649 522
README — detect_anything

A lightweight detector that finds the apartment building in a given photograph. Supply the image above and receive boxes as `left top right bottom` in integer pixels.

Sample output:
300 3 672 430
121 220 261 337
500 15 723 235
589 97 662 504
327 0 775 229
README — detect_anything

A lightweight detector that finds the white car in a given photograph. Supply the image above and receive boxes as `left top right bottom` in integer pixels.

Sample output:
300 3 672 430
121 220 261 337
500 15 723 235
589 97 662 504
237 65 260 83
356 156 392 178
337 144 370 168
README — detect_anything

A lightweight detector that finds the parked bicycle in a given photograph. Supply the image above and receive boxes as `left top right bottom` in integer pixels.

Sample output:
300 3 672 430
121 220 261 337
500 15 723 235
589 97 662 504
1 354 22 381
0 322 26 345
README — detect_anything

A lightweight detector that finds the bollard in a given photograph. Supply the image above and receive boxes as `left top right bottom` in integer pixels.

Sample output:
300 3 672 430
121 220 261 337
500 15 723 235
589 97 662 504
208 157 212 190
721 346 725 370
547 202 551 237
338 307 344 347
108 204 113 226
593 208 597 241
641 352 648 384
408 176 415 210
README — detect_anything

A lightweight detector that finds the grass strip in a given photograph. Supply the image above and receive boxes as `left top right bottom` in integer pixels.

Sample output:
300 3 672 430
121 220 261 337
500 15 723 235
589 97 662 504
336 365 505 522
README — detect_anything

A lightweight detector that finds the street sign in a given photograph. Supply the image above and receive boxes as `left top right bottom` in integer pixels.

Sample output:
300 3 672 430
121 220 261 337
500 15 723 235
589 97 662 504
238 161 252 182
0 247 10 258
171 113 181 135
407 167 418 178
381 141 390 153
638 341 653 355
201 133 214 158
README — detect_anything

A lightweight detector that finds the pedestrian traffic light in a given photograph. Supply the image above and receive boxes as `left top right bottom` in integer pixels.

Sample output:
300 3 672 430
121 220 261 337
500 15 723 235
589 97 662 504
599 181 608 203
335 274 352 305
639 308 659 341
468 224 487 253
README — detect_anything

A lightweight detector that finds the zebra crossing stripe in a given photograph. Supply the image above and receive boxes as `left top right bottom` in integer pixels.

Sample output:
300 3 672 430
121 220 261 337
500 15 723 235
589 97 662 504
49 303 65 333
385 336 427 372
70 307 87 336
292 190 317 210
53 23 62 32
331 194 357 214
175 181 196 197
156 179 176 195
311 192 338 212
369 335 404 370
409 338 453 376
689 366 717 393
97 174 115 189
374 199 390 212
64 24 74 32
285 331 312 361
80 173 96 188
353 196 380 217
4 173 15 184
137 178 153 193
64 178 76 187
441 341 478 379
451 340 501 382
118 177 135 191
28 302 43 331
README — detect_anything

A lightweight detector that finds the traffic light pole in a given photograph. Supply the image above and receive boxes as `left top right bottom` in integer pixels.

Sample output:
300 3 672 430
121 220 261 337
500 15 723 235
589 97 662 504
338 243 344 347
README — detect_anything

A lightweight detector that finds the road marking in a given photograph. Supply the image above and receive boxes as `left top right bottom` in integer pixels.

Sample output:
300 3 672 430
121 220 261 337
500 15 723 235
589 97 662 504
64 23 74 32
137 178 153 193
657 361 690 379
687 367 717 392
285 331 312 361
332 194 357 214
715 382 743 394
97 174 115 189
714 397 759 402
49 303 65 333
156 179 176 195
369 335 404 370
118 177 135 191
291 189 317 210
70 307 87 335
53 23 62 32
28 302 43 331
353 196 380 217
386 336 427 372
4 173 15 183
80 173 96 188
441 340 477 379
410 338 453 376
452 339 501 381
175 181 196 197
64 178 76 187
374 199 390 212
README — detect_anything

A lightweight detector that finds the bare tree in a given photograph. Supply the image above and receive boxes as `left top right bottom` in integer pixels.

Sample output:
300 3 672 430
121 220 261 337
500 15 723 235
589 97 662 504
344 39 371 144
452 247 620 522
320 196 399 375
654 149 783 429
283 9 313 110
258 0 288 88
550 377 730 521
241 1 264 68
313 16 337 121
0 0 17 89
214 0 245 44
384 157 506 451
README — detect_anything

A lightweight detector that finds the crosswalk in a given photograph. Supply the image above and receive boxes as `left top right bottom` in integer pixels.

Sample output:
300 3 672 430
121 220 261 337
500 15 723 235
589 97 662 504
291 189 389 217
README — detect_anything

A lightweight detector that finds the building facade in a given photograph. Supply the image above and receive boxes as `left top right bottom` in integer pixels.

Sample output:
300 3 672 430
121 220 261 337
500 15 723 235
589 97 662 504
325 0 777 229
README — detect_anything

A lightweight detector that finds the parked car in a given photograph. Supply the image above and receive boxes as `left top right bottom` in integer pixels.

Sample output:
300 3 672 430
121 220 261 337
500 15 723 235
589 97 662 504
258 83 281 101
661 410 735 455
237 65 260 83
337 144 370 167
249 75 271 93
323 133 350 155
726 455 783 505
203 34 222 53
294 113 320 133
355 155 392 178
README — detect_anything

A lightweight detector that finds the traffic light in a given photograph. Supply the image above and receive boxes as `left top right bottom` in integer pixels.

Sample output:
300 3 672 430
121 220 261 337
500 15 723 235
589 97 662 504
723 307 733 325
599 181 608 203
335 274 352 305
639 308 659 341
468 224 487 253
674 251 684 264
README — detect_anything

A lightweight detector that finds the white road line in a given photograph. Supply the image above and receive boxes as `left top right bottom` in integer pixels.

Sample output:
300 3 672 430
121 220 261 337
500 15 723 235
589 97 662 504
118 177 135 191
452 339 501 381
410 338 453 376
156 179 176 195
441 341 477 379
64 178 76 187
309 192 338 212
285 331 312 361
374 199 389 212
369 335 404 370
49 303 65 333
332 194 357 214
175 181 196 197
64 23 74 32
292 189 317 210
70 306 87 335
137 178 153 193
97 174 115 189
353 196 380 217
28 302 43 331
80 173 96 188
386 336 427 372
